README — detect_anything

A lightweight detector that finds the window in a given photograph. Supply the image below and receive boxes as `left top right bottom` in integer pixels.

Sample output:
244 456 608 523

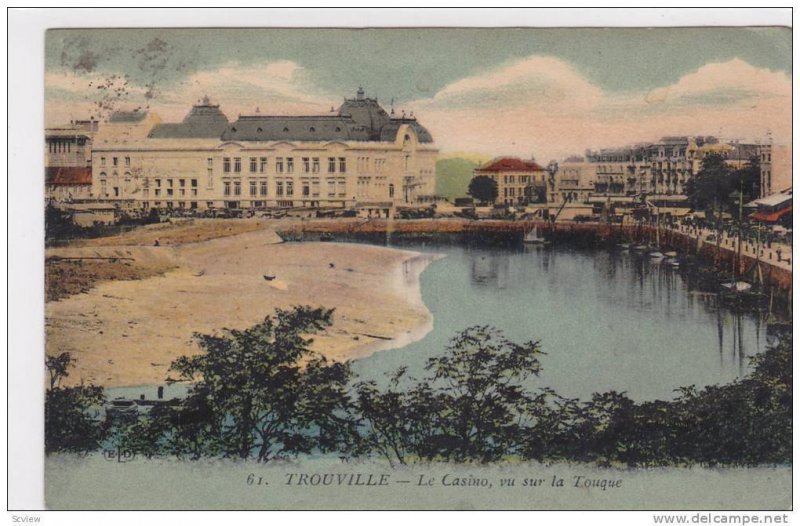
250 157 257 172
276 158 284 173
339 157 346 173
101 157 106 166
168 179 173 188
303 158 310 173
224 182 231 196
276 181 284 196
234 158 241 173
312 158 320 173
389 183 395 198
113 157 118 167
179 179 186 187
286 181 294 196
260 157 267 173
191 179 197 188
328 157 336 173
287 158 294 173
234 181 241 196
249 180 257 196
125 157 130 167
208 158 213 168
327 179 336 196
191 202 198 209
223 158 231 173
303 183 310 197
167 188 174 197
259 180 268 196
155 188 161 197
100 180 107 195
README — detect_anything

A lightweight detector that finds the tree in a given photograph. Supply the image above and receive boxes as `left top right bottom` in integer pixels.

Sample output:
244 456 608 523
45 353 106 454
168 306 356 462
685 153 732 217
468 175 498 204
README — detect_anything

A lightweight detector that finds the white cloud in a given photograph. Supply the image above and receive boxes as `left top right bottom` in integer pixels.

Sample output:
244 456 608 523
46 55 790 161
410 56 791 159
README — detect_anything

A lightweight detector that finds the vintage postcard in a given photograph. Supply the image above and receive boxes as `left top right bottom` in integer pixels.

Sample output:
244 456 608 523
30 15 793 513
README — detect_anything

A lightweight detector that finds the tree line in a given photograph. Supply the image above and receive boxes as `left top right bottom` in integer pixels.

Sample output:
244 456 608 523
46 305 791 467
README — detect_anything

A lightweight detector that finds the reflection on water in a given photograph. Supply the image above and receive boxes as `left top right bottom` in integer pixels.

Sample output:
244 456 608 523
352 243 777 402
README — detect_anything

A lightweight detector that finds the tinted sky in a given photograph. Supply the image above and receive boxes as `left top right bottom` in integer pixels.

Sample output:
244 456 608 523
45 27 792 157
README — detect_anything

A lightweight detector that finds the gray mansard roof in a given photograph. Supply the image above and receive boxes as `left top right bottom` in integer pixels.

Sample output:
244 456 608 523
150 90 434 144
220 115 371 142
149 101 230 139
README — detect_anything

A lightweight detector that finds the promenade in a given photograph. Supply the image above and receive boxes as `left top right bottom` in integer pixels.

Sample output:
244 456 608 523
667 222 792 272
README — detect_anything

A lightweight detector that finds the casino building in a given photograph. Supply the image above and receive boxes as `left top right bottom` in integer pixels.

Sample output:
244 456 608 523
90 88 438 214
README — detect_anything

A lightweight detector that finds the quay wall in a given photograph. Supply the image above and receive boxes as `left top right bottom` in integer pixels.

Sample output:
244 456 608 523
277 219 792 294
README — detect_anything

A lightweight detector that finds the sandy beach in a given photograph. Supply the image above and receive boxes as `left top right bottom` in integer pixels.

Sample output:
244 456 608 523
45 227 439 387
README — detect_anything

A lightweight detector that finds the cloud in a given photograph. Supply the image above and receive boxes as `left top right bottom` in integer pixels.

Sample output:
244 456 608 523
45 55 790 161
45 60 336 125
409 56 791 158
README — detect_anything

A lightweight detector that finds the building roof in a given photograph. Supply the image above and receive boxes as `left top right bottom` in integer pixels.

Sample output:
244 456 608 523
477 157 546 172
148 100 230 139
379 119 434 143
46 166 92 186
220 115 370 142
108 110 149 123
750 205 792 223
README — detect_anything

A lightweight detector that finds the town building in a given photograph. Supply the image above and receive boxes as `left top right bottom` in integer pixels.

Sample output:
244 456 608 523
89 89 437 214
583 136 760 200
45 119 97 202
472 157 547 206
758 143 792 198
549 158 597 205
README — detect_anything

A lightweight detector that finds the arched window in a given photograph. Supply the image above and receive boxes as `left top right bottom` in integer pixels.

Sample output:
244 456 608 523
99 172 107 178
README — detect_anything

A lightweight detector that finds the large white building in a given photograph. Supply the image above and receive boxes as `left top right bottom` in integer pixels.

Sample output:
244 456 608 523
90 89 438 213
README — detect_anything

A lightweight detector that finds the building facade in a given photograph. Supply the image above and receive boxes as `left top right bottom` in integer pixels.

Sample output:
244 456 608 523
473 157 547 206
758 143 792 198
90 90 437 211
550 160 596 204
45 119 97 202
584 136 759 199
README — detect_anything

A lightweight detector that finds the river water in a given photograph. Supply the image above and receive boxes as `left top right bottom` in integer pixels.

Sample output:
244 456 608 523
351 240 774 402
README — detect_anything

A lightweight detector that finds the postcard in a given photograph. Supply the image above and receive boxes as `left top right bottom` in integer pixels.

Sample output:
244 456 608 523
30 19 794 512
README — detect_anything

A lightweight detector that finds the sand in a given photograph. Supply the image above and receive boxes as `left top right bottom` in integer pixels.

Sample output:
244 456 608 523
45 228 440 388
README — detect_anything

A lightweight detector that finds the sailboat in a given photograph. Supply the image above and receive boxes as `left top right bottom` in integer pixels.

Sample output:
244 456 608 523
523 225 549 245
720 185 752 293
649 209 664 259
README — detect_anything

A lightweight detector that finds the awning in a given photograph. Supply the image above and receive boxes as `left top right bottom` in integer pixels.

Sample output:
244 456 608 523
750 205 792 223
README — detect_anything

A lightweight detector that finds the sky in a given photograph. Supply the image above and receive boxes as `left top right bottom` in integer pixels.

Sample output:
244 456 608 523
45 27 792 159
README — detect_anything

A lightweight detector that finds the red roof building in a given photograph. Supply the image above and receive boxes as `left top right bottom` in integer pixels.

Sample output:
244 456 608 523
474 157 547 205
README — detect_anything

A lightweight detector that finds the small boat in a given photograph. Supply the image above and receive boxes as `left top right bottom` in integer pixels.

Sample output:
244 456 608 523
665 257 680 268
633 245 648 252
649 251 664 259
523 227 549 245
618 243 631 250
663 251 678 258
721 281 752 293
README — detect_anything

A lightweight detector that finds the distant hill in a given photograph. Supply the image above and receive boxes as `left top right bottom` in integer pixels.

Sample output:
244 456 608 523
436 157 485 200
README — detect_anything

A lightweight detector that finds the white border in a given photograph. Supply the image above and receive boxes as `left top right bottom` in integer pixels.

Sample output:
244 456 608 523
6 7 795 526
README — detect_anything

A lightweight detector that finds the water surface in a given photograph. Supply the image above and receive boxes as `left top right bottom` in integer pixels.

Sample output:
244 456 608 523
352 242 772 401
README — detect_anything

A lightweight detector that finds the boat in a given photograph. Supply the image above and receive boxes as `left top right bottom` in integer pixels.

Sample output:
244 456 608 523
665 257 680 268
721 281 752 293
618 243 631 250
523 226 549 245
649 251 664 259
663 251 678 258
633 245 648 252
